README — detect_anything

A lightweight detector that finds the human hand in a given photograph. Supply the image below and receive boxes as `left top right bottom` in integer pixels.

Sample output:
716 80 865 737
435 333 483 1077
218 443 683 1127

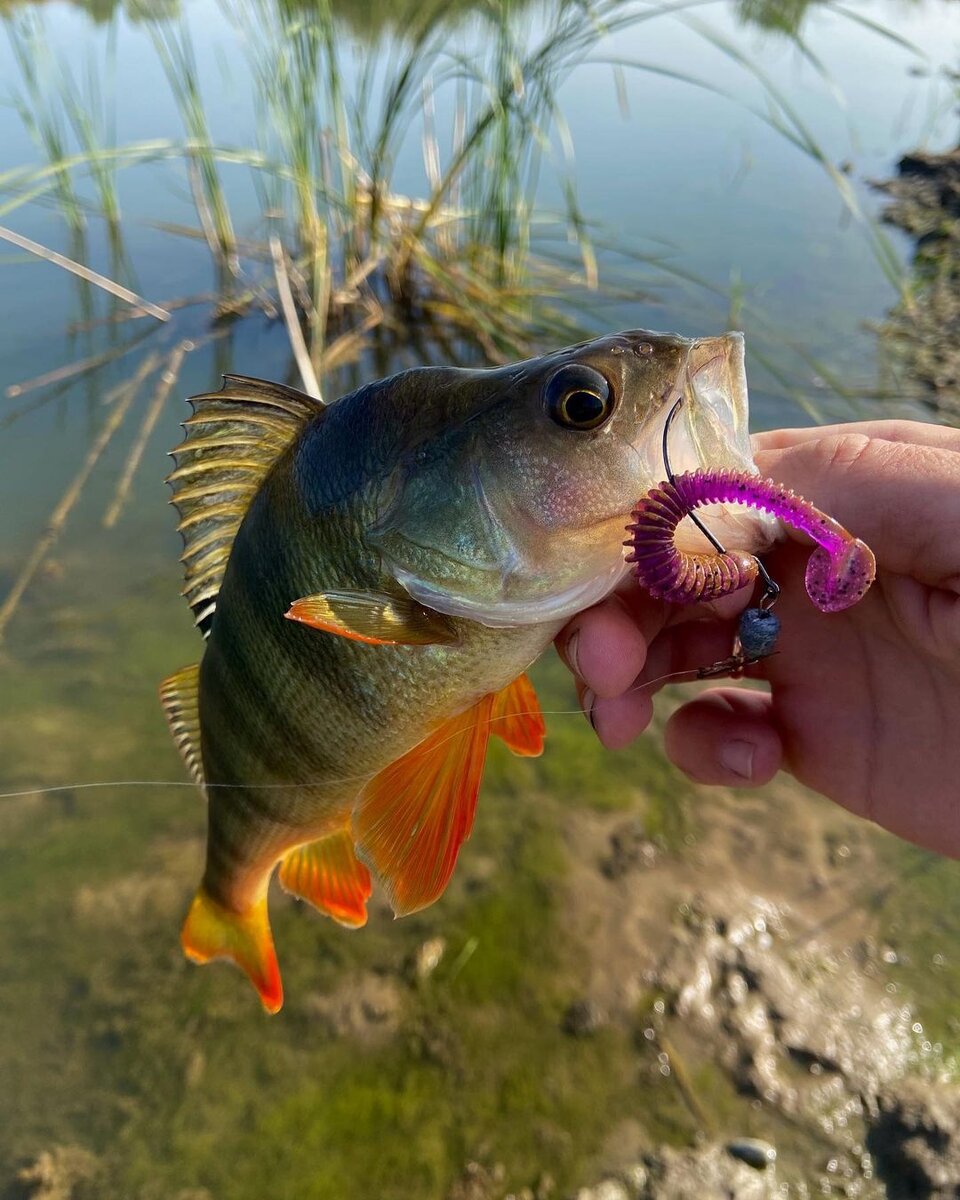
556 421 960 856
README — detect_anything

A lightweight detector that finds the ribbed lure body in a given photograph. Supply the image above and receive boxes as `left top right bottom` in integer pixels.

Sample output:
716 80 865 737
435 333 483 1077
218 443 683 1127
624 476 758 604
626 469 876 613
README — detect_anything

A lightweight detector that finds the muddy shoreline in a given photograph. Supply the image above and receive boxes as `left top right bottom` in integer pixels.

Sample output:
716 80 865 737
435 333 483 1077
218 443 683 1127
5 638 960 1200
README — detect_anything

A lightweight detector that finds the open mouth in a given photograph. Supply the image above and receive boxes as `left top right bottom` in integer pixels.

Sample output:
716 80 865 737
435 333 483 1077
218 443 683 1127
640 336 779 555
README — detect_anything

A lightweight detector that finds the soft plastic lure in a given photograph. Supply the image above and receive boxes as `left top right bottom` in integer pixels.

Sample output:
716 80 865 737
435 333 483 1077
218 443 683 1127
625 468 876 615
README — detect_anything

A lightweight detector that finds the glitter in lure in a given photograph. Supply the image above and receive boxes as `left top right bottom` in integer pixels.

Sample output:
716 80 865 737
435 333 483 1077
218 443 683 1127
625 468 876 612
623 397 877 679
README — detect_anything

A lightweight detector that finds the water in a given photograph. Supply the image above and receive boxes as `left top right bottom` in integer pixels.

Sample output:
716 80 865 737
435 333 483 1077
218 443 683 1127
1 1 959 1196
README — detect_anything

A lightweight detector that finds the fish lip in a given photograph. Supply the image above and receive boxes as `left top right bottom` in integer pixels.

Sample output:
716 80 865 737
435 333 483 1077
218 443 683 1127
644 338 778 554
668 342 751 477
690 350 724 382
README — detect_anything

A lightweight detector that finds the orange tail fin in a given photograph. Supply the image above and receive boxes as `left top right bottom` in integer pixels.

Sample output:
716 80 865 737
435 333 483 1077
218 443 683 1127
180 887 283 1014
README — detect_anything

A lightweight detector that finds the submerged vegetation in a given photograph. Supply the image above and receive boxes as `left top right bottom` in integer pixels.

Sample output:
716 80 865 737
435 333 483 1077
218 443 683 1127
0 547 673 1196
2 1 960 1196
0 0 924 635
3 548 957 1198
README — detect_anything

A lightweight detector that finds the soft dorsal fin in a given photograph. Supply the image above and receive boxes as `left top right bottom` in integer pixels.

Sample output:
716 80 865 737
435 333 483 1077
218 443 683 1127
159 663 205 791
167 374 323 635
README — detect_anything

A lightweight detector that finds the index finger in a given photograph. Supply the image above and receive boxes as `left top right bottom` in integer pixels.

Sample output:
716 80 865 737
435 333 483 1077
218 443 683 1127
754 419 960 455
753 433 960 588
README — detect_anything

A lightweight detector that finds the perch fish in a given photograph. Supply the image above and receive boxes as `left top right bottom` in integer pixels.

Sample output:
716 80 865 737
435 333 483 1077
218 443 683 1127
160 329 777 1012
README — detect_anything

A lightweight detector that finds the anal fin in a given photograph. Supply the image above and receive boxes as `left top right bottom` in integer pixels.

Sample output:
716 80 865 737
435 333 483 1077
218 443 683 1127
181 886 283 1014
352 695 494 917
278 829 372 928
159 664 205 789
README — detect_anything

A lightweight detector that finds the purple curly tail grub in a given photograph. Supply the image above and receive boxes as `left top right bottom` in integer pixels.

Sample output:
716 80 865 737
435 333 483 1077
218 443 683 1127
624 469 876 613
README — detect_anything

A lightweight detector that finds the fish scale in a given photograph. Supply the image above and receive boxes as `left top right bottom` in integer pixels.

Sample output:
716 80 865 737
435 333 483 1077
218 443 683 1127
160 331 777 1012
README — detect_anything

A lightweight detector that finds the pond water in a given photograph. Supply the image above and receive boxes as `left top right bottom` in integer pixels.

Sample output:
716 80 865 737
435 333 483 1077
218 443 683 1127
1 1 959 1197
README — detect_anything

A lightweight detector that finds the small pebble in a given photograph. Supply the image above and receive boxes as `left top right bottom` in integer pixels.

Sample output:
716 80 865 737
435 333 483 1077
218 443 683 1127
414 936 446 978
562 999 606 1037
575 1182 629 1200
725 1137 777 1170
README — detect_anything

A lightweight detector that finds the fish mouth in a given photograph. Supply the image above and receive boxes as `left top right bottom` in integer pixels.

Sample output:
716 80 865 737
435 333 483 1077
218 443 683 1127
639 334 778 555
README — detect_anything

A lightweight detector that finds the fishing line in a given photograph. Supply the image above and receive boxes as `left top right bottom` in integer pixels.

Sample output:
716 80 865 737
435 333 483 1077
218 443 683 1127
4 394 781 802
0 656 769 802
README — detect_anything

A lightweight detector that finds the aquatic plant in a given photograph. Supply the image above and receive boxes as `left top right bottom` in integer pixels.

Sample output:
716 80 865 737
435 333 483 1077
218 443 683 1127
1 10 955 1193
0 0 922 634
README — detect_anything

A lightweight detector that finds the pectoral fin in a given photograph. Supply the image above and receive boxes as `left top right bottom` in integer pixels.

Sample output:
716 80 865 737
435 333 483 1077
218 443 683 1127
285 590 458 646
278 829 372 928
490 672 545 757
352 694 495 916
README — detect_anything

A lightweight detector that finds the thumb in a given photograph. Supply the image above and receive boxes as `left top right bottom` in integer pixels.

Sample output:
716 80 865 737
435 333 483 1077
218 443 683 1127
664 688 782 787
753 430 960 589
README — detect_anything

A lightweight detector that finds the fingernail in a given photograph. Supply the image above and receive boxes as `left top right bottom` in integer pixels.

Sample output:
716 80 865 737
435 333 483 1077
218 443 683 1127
581 688 597 733
720 739 755 780
565 629 582 678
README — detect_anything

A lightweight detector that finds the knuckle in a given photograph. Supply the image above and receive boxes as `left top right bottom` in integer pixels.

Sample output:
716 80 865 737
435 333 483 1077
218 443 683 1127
818 432 874 474
876 419 916 443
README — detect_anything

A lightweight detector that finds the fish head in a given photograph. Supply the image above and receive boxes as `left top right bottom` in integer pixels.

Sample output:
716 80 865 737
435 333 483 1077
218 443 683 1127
369 329 776 627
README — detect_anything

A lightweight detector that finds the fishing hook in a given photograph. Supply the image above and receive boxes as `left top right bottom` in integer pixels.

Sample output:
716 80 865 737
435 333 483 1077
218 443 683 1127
661 392 781 609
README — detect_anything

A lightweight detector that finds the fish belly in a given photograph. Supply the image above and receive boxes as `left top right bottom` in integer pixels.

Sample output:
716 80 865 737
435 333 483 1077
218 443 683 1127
197 568 555 911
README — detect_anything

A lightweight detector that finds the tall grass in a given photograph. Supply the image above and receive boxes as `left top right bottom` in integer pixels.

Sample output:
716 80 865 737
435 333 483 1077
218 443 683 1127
150 21 239 274
0 0 927 609
2 1 922 369
5 11 85 235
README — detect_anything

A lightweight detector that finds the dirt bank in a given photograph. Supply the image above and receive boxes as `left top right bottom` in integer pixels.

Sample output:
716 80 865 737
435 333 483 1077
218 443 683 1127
874 145 960 422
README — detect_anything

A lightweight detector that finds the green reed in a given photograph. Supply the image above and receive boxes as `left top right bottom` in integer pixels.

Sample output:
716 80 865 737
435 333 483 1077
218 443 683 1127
4 1 920 352
150 21 239 273
0 0 925 412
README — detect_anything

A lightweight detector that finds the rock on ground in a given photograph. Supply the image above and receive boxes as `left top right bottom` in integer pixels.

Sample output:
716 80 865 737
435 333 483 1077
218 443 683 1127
574 1146 787 1200
869 1078 960 1198
13 1146 100 1200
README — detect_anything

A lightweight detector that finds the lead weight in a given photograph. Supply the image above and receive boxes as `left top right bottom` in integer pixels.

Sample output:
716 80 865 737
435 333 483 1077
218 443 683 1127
738 607 780 658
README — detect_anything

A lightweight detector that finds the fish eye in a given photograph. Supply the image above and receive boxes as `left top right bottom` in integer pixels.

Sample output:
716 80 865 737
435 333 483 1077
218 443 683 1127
544 365 615 432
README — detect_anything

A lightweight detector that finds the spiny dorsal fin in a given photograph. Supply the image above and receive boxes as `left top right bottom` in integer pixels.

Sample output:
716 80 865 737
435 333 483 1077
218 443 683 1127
168 374 323 635
159 662 205 791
